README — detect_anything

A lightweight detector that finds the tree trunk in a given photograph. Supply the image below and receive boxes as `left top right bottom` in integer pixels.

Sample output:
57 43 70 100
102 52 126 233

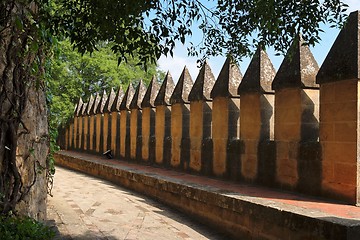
0 1 48 220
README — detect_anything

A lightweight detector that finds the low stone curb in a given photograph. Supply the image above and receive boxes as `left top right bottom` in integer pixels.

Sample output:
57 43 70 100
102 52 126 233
54 151 360 240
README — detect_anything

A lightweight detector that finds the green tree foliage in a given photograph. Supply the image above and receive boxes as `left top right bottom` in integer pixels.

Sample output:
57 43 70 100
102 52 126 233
49 0 349 65
47 39 163 126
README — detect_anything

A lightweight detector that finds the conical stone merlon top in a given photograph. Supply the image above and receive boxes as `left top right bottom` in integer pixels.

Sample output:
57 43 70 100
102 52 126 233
211 57 242 98
90 94 101 115
155 71 175 106
130 80 147 109
141 76 160 108
170 66 193 104
119 84 135 111
104 88 116 113
238 48 276 94
80 102 88 116
188 61 216 101
317 11 360 83
86 95 95 115
95 90 108 114
110 87 125 112
75 97 83 116
272 38 319 90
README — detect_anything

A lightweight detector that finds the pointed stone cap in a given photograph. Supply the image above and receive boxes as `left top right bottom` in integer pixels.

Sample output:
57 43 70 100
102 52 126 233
104 88 116 113
317 11 360 83
130 80 147 109
89 93 101 115
73 104 78 115
95 90 108 114
86 95 95 115
110 87 125 112
238 48 276 94
188 61 216 101
141 76 160 108
272 38 319 90
119 84 135 111
170 66 193 104
75 98 83 116
211 57 242 98
155 71 175 106
80 102 88 116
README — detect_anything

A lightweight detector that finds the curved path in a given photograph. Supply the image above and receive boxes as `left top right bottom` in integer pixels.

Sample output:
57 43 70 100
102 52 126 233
46 166 226 240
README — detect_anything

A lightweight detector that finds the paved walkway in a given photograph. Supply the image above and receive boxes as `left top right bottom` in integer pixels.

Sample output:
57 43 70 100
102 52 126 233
47 166 226 240
57 151 360 221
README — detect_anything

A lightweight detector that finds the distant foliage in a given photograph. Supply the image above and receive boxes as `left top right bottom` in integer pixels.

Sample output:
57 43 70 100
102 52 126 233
47 39 164 126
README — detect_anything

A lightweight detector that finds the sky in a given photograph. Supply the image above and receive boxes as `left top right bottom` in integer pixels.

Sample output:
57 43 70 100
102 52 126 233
157 0 360 82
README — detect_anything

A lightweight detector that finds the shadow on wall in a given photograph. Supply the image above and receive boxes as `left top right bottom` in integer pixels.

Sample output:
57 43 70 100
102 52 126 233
298 90 322 195
257 94 276 186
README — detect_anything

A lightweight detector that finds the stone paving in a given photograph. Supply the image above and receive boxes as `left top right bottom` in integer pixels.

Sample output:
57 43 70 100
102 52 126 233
47 166 227 240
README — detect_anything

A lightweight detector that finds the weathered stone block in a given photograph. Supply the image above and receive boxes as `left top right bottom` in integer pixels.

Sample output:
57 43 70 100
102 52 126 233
334 163 357 185
103 112 109 152
119 110 129 159
130 110 141 160
322 142 357 165
110 112 118 156
89 116 94 151
95 114 102 153
320 101 357 122
189 149 201 172
334 122 357 142
83 116 89 150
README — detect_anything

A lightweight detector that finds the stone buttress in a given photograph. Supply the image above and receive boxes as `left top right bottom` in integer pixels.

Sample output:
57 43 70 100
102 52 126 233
238 48 276 183
95 90 108 154
316 11 360 204
154 72 175 166
272 37 320 189
103 88 116 153
141 76 159 163
110 87 124 158
129 81 146 161
119 84 135 159
170 67 193 169
188 61 216 173
210 57 242 178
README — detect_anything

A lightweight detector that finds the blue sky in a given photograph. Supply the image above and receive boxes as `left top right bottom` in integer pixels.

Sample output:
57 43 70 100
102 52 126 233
158 0 360 82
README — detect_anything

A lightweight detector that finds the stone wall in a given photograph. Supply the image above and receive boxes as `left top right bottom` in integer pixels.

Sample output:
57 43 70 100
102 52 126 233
59 11 360 205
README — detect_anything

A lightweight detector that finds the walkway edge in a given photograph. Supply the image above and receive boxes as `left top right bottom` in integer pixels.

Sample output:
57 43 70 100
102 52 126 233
54 151 360 240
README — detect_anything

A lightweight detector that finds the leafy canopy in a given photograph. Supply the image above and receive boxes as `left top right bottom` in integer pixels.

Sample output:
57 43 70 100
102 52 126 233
47 39 163 126
47 0 349 65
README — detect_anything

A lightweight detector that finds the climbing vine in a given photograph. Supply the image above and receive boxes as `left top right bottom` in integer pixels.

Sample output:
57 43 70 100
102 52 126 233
0 0 52 215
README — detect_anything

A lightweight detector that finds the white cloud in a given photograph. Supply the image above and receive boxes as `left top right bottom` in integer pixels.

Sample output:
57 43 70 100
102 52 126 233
158 55 203 83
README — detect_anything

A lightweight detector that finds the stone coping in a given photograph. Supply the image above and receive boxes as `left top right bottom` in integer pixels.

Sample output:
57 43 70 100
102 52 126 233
55 150 360 239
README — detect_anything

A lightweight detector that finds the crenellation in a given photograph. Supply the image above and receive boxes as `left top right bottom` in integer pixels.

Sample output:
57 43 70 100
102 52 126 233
272 36 320 190
61 10 360 206
155 72 175 165
120 84 135 159
110 87 125 112
104 88 116 113
188 62 215 173
170 66 193 104
239 48 276 182
141 76 159 162
130 81 146 161
170 67 193 169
